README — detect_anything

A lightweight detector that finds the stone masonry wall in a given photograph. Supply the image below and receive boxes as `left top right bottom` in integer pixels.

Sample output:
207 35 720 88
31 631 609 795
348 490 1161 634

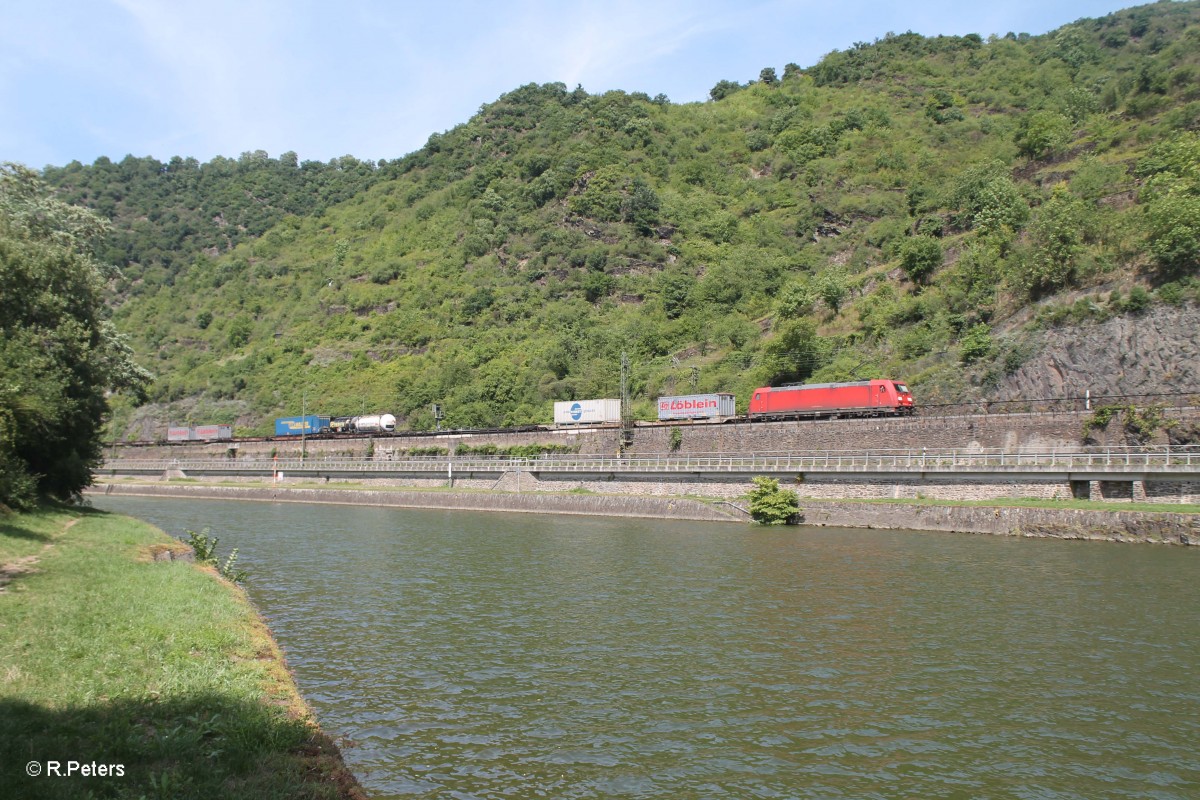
110 468 1200 505
90 484 1199 544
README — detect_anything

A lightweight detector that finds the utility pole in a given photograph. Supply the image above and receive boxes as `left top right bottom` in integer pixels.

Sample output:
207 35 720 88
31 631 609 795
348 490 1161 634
300 387 307 465
619 350 633 453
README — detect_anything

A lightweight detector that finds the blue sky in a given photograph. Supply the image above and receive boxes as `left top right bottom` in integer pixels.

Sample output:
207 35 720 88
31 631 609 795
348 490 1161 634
2 0 1142 169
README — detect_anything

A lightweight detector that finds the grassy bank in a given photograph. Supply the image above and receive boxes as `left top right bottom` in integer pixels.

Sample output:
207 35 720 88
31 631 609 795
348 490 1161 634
0 505 363 800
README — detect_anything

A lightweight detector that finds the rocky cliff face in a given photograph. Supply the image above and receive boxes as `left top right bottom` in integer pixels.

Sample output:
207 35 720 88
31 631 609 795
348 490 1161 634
994 304 1200 403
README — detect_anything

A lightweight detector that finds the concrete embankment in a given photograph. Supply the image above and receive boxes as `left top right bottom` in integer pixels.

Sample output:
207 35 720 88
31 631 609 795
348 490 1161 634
93 482 745 523
92 482 1200 544
802 501 1200 544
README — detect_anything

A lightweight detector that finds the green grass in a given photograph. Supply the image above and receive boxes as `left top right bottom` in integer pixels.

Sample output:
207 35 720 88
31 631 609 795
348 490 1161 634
0 506 66 562
0 506 360 799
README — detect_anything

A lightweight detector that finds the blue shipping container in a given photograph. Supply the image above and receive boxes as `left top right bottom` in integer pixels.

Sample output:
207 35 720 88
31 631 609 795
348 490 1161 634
274 415 331 436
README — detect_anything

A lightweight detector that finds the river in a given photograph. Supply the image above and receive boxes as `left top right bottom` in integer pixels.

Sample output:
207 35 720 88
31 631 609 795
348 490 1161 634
91 496 1200 799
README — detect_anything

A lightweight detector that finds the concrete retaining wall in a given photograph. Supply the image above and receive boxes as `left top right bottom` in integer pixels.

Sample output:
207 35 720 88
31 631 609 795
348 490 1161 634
92 483 744 523
801 501 1200 545
91 483 1199 545
103 466 1200 505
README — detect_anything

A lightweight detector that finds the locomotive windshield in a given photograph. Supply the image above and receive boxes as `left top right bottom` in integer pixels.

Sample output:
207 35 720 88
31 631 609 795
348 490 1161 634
895 383 909 394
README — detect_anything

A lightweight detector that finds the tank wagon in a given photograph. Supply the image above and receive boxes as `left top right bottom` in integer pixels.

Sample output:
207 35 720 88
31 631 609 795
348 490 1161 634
330 413 398 434
748 380 913 420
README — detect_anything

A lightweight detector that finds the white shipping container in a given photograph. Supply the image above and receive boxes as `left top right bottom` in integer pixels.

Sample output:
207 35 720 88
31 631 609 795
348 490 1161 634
167 426 191 442
553 399 621 425
656 393 737 420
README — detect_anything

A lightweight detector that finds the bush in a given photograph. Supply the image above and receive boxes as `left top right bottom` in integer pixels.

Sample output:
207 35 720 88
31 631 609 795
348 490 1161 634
898 236 943 284
959 323 992 364
747 477 800 525
182 527 248 583
1014 111 1072 159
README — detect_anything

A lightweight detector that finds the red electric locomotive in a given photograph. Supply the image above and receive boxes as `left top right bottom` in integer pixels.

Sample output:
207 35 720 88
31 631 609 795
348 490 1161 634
748 379 914 420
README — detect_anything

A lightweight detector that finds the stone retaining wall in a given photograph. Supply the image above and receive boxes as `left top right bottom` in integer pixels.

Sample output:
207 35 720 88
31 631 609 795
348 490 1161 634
91 483 1199 544
93 483 743 523
103 467 1200 505
801 501 1199 545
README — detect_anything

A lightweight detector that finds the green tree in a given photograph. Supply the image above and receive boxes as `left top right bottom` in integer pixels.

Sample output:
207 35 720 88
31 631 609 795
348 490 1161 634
1014 111 1073 159
925 89 963 124
763 318 823 384
816 268 848 314
1144 192 1200 274
0 164 150 507
709 80 742 101
621 179 661 234
898 236 943 284
775 278 815 320
658 271 695 319
747 477 800 525
959 323 993 364
1137 133 1200 275
759 67 779 86
949 161 1029 234
1014 184 1091 296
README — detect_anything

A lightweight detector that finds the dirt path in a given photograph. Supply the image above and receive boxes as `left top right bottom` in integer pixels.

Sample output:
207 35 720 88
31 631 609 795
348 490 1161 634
0 517 78 593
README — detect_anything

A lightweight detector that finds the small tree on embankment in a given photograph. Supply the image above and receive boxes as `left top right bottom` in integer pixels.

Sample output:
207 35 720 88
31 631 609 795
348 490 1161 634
748 477 801 525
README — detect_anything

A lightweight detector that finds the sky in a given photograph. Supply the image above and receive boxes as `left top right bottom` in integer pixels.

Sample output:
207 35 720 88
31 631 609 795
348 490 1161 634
1 0 1145 169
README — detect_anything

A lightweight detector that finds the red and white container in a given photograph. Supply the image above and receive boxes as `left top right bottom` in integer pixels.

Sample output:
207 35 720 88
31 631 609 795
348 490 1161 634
656 393 736 421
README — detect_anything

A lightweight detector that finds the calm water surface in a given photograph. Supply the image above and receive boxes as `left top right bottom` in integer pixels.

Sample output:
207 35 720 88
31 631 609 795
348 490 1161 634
92 496 1200 799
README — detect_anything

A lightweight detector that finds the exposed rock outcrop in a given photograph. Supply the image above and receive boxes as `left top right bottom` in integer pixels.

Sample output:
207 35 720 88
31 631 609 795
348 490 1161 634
995 304 1200 402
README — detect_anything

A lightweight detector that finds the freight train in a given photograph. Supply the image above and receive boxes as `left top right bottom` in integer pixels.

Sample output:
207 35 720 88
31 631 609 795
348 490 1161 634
176 379 913 442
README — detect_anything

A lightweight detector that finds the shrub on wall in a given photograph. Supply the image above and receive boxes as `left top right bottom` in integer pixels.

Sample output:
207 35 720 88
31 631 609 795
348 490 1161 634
748 476 800 525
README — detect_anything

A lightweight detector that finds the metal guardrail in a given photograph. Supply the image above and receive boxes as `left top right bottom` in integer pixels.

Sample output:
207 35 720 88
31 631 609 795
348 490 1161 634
104 445 1200 476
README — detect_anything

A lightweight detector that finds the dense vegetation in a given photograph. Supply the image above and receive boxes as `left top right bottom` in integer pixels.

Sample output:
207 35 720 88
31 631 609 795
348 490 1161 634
0 166 149 509
36 1 1200 439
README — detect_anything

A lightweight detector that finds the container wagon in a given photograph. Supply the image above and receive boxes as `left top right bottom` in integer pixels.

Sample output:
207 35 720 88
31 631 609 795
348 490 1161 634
657 393 737 421
167 426 192 442
193 424 233 441
748 380 913 420
274 415 332 436
167 425 232 441
553 399 621 426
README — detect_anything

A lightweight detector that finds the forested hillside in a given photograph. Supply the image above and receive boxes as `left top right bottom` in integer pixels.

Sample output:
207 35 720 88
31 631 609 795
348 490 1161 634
41 1 1200 438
